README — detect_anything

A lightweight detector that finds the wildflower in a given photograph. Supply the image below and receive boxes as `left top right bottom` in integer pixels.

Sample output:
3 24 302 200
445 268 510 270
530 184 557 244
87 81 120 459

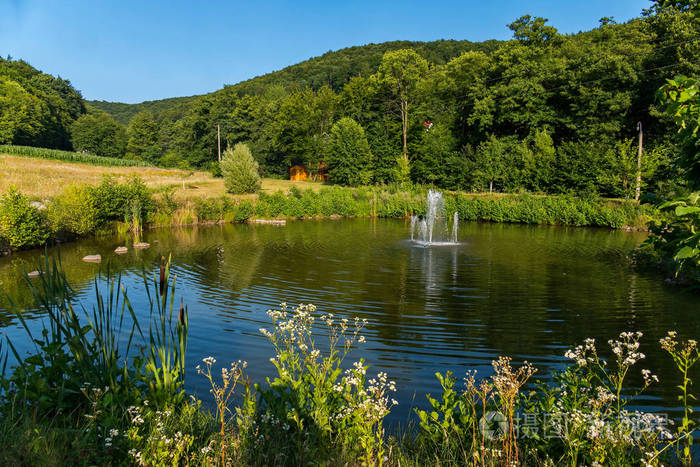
641 369 659 386
659 331 678 351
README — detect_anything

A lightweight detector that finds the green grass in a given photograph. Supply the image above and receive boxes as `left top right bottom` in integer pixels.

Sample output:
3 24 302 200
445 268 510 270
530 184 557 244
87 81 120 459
0 145 152 168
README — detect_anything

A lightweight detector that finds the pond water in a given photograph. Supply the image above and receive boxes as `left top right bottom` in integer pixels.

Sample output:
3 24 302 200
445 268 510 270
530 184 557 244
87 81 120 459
1 219 698 423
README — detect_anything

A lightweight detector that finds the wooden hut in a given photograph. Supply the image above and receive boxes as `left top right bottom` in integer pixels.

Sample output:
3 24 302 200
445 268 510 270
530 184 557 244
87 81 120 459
290 162 330 182
290 165 309 181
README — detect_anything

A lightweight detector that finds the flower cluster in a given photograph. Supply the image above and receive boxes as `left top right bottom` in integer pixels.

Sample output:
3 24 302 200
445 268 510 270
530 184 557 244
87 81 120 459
608 331 645 367
126 402 194 466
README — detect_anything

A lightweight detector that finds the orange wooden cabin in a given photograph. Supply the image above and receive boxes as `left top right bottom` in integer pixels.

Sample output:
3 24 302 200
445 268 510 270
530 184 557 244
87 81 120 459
290 165 308 181
290 162 329 182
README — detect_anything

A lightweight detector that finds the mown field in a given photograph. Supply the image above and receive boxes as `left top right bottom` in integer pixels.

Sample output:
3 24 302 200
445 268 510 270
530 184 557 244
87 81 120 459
0 153 322 199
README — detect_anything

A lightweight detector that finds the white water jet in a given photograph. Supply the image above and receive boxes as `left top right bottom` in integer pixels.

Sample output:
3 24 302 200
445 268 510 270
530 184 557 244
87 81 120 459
410 189 459 246
410 215 418 241
451 211 459 243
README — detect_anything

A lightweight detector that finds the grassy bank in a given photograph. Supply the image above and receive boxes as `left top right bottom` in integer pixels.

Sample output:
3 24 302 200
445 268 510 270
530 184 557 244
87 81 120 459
0 257 696 466
0 172 652 251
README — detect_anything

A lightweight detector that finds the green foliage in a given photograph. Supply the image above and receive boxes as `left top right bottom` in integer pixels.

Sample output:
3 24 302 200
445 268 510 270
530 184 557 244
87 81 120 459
644 192 700 282
90 175 155 224
221 143 262 194
255 304 394 464
410 124 460 187
0 177 153 249
0 144 150 167
47 184 100 236
4 255 188 415
126 110 161 162
0 188 50 249
659 75 700 185
326 117 373 186
641 75 700 285
70 111 127 158
0 57 85 150
377 48 429 161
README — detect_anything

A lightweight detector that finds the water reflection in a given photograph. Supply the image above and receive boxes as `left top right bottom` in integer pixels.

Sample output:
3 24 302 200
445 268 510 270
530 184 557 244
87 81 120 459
0 219 698 422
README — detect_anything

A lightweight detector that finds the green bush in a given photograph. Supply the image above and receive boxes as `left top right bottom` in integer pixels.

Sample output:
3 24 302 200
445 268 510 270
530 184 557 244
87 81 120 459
91 176 155 223
234 200 254 222
0 188 50 249
208 161 222 178
47 184 99 236
221 143 261 194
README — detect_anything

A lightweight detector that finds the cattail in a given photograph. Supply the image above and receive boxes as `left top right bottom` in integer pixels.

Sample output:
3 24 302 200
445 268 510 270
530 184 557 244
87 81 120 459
159 256 166 296
179 297 186 326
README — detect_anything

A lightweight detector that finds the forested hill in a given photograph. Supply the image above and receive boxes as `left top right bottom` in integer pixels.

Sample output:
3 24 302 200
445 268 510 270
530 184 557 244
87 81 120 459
88 39 501 123
87 95 201 126
224 39 502 95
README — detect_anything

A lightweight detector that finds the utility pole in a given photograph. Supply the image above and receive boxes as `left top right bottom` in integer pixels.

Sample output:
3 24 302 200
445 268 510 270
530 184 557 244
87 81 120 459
217 124 221 162
635 122 643 201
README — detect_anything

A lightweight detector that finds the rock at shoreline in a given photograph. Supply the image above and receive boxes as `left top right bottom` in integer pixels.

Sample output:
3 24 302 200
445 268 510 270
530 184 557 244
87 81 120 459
250 219 286 225
134 242 150 249
27 270 41 278
82 254 102 263
115 246 128 254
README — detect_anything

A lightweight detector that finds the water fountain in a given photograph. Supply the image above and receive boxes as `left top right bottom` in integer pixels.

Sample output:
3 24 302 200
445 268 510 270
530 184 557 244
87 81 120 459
410 189 460 246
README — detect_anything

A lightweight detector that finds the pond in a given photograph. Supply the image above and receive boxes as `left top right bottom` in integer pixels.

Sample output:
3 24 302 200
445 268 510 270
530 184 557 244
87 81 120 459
1 219 698 423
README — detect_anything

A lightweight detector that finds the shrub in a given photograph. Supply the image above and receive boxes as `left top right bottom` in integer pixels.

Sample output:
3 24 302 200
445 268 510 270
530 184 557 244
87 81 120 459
208 161 222 178
0 188 50 249
48 184 99 236
91 175 154 223
234 200 254 222
220 143 261 194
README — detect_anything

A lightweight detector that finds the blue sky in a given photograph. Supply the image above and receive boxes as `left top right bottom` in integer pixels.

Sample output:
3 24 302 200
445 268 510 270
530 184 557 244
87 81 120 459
0 0 651 103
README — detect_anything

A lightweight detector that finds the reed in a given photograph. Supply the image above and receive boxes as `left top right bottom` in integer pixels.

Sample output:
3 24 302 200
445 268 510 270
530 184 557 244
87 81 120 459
5 253 188 416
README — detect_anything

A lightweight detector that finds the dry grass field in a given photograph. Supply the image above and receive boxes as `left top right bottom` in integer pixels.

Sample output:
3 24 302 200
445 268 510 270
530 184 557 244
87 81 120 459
0 154 323 200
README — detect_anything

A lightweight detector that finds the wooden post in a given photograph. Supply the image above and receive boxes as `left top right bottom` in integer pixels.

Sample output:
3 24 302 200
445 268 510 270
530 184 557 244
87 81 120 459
635 122 643 201
217 124 221 162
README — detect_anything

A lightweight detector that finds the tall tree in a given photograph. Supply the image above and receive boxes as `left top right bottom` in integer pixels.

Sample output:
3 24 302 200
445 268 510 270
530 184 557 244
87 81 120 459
326 117 373 186
376 49 429 165
126 110 161 162
70 111 126 158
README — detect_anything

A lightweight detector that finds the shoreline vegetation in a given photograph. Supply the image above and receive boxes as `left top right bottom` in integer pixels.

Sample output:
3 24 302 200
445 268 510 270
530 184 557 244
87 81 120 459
0 155 653 255
0 257 697 465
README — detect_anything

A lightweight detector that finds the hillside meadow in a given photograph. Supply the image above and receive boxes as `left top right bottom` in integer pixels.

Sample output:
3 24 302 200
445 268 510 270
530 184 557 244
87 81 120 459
0 153 321 199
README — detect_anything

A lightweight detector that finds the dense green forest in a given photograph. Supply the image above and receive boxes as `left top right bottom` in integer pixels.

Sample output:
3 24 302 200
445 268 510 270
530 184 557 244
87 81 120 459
87 95 201 126
0 56 84 149
2 1 698 198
